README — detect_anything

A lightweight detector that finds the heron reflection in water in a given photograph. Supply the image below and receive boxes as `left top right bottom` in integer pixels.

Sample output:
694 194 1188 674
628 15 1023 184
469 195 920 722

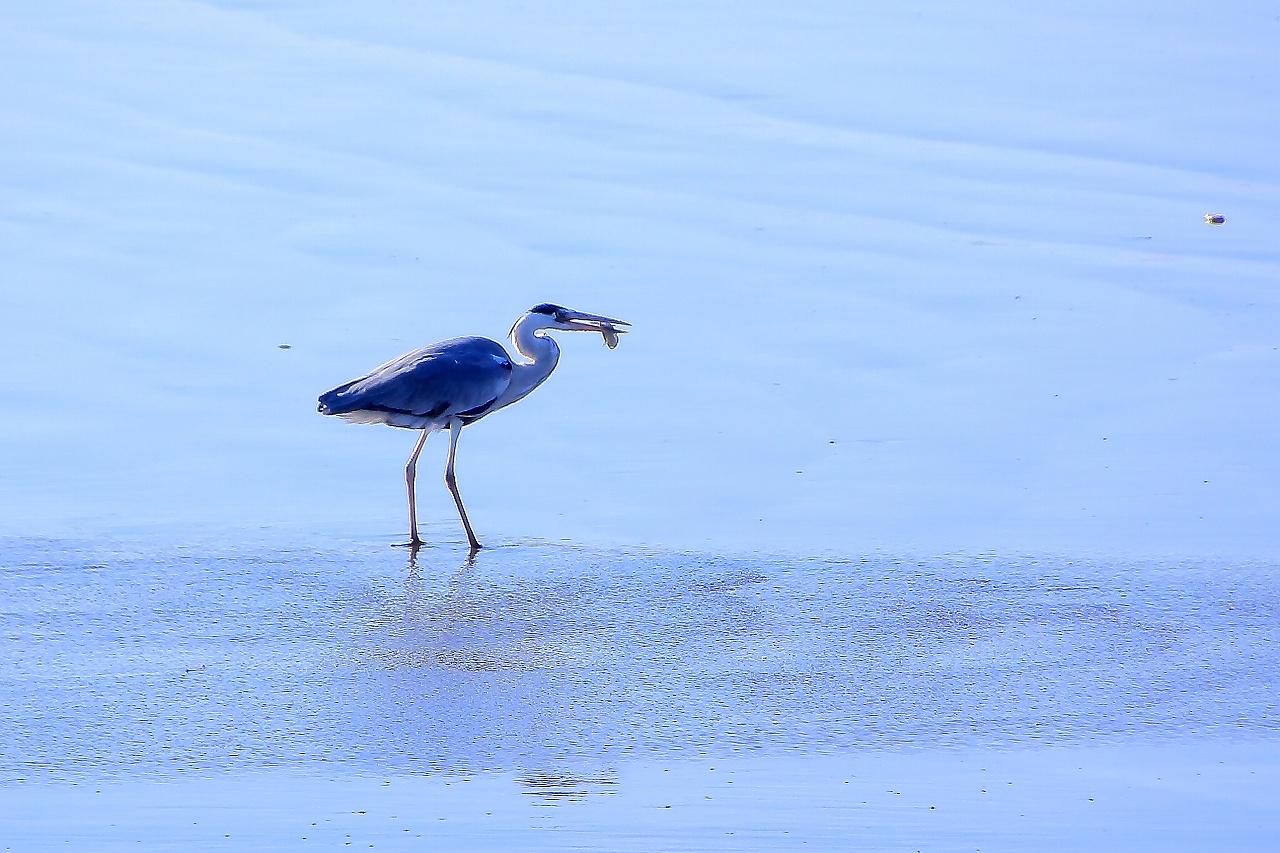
319 304 628 551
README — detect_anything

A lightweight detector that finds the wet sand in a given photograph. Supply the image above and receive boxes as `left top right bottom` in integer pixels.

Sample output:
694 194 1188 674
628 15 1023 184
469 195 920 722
2 538 1277 848
3 743 1278 851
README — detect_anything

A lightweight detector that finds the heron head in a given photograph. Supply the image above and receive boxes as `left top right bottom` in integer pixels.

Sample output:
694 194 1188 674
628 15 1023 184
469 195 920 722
519 304 630 345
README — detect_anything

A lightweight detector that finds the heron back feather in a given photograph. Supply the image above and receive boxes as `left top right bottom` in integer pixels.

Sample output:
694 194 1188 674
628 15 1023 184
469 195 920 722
318 336 513 429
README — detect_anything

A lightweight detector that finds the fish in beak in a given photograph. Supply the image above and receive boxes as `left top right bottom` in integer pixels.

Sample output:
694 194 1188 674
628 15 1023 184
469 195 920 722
555 309 630 348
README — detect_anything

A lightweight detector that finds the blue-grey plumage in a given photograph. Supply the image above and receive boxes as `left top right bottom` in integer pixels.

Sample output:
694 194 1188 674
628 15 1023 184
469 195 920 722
318 337 513 430
318 304 629 552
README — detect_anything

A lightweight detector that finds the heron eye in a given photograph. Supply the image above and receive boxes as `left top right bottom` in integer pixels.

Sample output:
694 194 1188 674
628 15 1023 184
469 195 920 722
554 312 567 322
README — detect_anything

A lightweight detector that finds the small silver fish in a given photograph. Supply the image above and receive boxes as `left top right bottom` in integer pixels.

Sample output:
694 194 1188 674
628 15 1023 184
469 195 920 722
602 324 620 349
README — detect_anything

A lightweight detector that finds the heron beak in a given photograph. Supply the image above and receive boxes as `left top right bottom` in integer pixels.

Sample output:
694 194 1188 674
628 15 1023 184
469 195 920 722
558 310 631 333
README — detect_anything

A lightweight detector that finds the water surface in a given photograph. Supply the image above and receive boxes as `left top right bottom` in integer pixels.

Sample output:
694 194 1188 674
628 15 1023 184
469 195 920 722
5 537 1276 782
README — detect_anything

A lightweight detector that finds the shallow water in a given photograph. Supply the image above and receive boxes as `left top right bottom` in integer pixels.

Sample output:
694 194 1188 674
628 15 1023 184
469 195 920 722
4 537 1276 782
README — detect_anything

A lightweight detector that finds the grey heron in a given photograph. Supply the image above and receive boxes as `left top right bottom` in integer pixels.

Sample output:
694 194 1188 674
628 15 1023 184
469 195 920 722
318 304 628 551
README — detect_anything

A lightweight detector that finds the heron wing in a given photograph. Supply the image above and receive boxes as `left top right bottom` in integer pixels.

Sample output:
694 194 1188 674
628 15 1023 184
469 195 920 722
318 336 513 423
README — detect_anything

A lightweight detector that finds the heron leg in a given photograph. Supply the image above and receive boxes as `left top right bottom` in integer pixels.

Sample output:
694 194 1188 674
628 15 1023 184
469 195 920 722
444 418 482 552
405 429 429 547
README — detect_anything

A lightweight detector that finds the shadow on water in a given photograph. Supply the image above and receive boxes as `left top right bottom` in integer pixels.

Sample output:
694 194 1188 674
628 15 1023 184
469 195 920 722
1 537 1278 781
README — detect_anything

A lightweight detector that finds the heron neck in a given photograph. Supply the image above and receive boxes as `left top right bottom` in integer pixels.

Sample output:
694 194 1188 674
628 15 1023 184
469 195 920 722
493 317 561 411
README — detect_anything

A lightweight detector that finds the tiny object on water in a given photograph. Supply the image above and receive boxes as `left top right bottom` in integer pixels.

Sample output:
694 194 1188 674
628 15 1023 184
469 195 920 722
278 344 292 349
601 324 620 349
1204 213 1225 225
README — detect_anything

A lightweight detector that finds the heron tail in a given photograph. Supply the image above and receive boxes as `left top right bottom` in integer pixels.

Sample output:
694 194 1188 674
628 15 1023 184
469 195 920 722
317 380 361 415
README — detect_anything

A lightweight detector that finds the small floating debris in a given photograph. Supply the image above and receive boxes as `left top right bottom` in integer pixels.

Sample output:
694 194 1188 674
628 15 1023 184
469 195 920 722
278 344 292 349
1204 213 1225 225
